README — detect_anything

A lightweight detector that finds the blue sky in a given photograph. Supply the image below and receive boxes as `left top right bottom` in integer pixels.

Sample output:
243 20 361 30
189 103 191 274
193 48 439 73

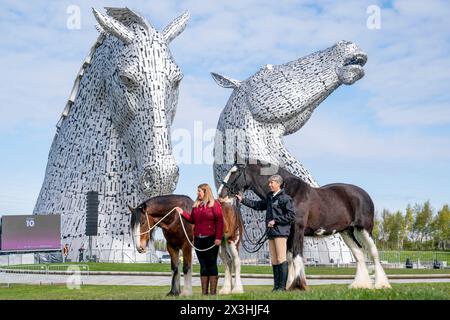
0 0 449 219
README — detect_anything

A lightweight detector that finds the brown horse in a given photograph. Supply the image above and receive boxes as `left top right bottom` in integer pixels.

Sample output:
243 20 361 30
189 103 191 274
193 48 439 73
218 157 391 290
128 194 194 296
128 194 244 296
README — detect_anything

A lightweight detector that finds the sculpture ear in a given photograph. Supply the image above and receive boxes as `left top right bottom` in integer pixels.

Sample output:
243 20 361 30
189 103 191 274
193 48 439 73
211 72 241 89
162 11 190 43
92 8 134 44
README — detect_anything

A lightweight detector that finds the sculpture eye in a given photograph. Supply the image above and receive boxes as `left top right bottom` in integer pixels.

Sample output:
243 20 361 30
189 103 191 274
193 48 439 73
119 73 138 88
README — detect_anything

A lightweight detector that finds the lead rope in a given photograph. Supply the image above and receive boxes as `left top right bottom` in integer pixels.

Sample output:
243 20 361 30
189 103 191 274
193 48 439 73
133 206 217 252
177 210 217 252
236 200 269 253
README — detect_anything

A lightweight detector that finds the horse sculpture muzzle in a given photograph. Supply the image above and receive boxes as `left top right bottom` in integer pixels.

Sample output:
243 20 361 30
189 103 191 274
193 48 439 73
140 155 179 196
335 41 367 85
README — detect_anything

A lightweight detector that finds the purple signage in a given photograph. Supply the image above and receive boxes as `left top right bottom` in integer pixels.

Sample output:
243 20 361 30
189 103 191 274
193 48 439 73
0 215 61 251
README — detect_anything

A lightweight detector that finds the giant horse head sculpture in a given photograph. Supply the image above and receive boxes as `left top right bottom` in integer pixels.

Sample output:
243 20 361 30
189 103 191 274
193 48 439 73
93 7 189 196
213 40 367 186
34 8 190 262
212 40 367 264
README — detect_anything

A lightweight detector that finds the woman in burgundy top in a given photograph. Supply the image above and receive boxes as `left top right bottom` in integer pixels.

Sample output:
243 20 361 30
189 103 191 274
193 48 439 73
175 183 223 295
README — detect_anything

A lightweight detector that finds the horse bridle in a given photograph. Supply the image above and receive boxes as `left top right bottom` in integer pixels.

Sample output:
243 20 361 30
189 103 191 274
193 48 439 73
221 164 249 197
132 206 174 237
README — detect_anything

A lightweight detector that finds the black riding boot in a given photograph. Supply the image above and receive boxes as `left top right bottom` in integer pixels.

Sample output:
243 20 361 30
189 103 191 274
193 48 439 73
272 264 280 291
278 261 288 291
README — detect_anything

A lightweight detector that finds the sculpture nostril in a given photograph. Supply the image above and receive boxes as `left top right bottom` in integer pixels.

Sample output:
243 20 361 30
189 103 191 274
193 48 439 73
141 158 179 195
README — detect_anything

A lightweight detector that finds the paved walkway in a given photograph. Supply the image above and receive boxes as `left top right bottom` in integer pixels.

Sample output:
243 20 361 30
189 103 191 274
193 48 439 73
1 273 449 286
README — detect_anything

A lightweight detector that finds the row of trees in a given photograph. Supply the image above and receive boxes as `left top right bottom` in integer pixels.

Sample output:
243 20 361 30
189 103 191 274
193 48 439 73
372 201 450 250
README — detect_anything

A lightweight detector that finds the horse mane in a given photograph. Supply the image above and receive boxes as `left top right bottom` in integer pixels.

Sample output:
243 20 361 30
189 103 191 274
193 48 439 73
55 33 105 132
55 7 150 133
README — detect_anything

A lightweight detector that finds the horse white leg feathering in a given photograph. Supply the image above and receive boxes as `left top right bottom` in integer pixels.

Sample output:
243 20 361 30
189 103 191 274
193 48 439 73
291 254 307 290
219 242 233 294
286 251 295 289
175 265 182 294
181 267 193 296
229 242 244 293
341 231 372 289
356 229 391 289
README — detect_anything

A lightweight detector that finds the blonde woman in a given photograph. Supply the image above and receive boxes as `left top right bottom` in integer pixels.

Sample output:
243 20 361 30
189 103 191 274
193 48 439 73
175 183 224 295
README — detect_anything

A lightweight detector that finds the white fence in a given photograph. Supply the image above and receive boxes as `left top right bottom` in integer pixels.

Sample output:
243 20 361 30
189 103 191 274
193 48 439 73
0 264 89 287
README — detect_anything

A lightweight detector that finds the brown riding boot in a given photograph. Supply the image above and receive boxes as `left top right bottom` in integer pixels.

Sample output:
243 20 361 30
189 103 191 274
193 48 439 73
200 276 209 295
209 275 219 295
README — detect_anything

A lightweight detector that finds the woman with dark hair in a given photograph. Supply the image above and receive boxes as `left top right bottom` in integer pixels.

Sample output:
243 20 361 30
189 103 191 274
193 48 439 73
175 183 223 295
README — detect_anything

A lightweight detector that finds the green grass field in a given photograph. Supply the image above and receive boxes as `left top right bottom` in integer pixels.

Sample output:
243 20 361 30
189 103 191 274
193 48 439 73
0 283 448 300
4 262 449 275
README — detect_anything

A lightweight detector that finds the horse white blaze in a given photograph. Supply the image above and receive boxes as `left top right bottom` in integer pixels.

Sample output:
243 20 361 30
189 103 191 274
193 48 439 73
132 222 142 253
341 232 372 289
217 165 238 196
357 229 391 289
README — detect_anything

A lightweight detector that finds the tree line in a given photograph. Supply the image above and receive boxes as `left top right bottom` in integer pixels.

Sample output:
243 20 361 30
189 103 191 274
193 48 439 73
372 201 449 251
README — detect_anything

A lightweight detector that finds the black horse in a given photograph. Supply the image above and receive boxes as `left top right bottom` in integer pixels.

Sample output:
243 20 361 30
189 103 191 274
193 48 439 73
218 157 391 290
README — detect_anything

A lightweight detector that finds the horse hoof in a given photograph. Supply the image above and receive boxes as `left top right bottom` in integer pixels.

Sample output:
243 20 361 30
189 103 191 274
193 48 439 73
219 288 231 295
180 290 193 296
288 284 307 291
374 282 392 289
349 282 373 289
167 292 180 297
231 287 244 294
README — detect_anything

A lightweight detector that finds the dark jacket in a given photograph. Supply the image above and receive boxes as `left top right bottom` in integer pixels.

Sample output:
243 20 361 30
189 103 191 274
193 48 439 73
241 189 296 239
181 200 224 240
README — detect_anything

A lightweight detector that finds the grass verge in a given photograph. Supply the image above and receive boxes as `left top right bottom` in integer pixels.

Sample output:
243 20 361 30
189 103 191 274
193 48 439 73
0 283 448 300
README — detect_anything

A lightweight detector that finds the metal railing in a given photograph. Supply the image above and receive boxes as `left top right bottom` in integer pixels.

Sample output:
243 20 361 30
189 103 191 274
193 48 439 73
0 264 89 287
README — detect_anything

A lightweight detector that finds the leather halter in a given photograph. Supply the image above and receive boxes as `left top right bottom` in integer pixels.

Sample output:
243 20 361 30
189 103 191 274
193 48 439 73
221 164 248 196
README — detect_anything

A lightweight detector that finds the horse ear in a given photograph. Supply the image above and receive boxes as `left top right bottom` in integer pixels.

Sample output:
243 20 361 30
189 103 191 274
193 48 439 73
211 72 241 89
162 10 190 43
127 205 134 214
92 8 134 44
